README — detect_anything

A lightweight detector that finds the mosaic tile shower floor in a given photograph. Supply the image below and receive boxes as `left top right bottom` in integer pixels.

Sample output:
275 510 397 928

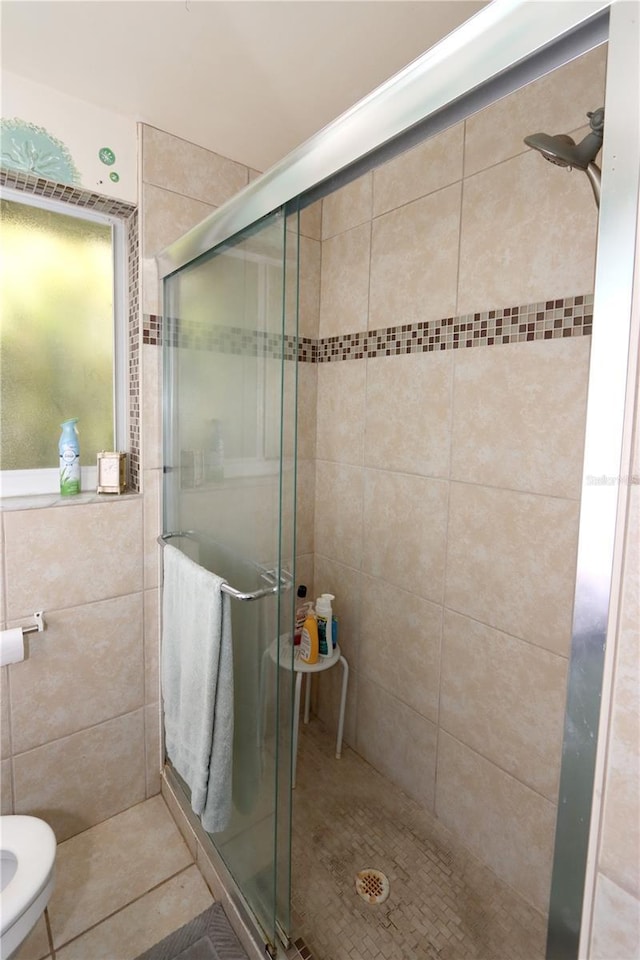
290 721 547 960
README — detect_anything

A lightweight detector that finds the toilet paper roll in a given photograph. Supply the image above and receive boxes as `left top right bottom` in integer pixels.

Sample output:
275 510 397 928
0 627 24 667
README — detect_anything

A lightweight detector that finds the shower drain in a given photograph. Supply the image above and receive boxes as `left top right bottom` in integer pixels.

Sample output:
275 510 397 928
355 869 390 904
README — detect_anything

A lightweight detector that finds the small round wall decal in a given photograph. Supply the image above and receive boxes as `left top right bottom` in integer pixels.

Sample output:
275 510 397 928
98 147 116 165
109 171 120 183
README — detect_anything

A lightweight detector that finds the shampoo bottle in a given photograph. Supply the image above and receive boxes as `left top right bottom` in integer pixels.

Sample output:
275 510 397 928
59 418 80 495
299 614 319 664
316 593 335 658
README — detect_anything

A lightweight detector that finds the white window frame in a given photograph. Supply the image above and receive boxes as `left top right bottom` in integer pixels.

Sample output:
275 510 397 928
0 186 127 498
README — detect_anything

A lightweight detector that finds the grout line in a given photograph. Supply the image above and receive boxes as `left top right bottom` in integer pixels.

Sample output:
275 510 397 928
50 863 199 953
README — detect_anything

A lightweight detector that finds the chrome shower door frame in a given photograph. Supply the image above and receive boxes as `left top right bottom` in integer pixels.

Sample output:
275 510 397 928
159 2 640 957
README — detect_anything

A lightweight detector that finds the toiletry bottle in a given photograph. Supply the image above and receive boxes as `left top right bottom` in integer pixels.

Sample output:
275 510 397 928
299 613 319 664
316 593 335 658
294 585 314 646
59 418 80 495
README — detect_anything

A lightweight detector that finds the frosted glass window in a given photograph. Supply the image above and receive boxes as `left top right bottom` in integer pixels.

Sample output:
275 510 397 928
0 197 114 471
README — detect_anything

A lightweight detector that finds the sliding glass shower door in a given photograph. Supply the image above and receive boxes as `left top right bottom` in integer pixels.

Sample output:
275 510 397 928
162 208 298 953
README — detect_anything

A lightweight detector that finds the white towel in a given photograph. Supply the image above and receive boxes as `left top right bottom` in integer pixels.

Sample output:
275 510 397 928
161 543 234 832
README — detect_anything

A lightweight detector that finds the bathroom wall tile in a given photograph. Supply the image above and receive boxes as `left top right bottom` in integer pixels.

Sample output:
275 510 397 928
48 795 193 947
435 731 557 913
296 553 315 596
142 183 216 258
360 576 442 723
298 235 321 340
142 125 248 206
142 255 160 317
314 461 364 570
319 222 371 338
590 873 640 960
1 758 12 814
142 343 162 471
297 362 317 461
145 702 162 798
3 500 143 618
144 588 160 705
0 518 6 625
364 351 453 479
362 469 448 605
599 484 640 898
356 676 437 810
56 865 213 960
316 359 366 465
373 122 464 217
451 337 590 498
9 593 144 754
464 46 607 177
296 459 316 557
445 482 579 656
369 182 461 330
13 709 146 842
441 610 567 800
457 150 598 315
1 667 10 759
313 556 362 668
322 172 372 239
144 468 162 590
300 199 322 241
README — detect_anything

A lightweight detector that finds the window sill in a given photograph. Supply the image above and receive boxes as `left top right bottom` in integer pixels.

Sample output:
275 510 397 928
0 490 141 512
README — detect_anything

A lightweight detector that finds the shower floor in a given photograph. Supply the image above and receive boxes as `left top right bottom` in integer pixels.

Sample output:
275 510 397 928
290 720 547 960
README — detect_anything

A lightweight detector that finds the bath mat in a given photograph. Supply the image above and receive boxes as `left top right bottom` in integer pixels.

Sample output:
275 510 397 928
134 902 249 960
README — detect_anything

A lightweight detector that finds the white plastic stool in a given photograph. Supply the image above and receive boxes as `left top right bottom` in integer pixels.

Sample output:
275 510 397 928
292 644 349 788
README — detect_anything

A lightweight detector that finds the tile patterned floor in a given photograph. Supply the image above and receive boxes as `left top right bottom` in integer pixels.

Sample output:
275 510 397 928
15 796 215 960
291 720 547 960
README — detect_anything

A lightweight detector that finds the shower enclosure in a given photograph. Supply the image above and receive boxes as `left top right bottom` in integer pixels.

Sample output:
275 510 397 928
162 208 299 951
158 2 638 958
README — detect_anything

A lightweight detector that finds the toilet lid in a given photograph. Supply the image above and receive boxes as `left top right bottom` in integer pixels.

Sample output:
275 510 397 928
0 817 56 934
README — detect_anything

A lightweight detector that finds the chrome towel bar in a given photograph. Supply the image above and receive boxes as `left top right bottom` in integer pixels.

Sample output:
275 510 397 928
158 531 288 602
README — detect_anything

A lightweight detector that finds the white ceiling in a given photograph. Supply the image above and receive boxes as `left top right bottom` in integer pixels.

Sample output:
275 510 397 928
0 0 488 172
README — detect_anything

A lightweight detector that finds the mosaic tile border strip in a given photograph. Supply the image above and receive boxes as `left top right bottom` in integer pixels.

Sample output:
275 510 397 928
143 294 592 363
317 294 593 362
1 169 140 492
144 314 312 362
0 167 136 217
127 210 141 492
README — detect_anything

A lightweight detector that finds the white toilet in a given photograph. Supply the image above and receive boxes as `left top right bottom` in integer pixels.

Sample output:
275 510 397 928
0 816 56 960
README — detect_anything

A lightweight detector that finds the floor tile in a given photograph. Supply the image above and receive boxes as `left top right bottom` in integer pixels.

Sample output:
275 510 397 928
48 795 193 946
292 720 547 960
55 865 213 960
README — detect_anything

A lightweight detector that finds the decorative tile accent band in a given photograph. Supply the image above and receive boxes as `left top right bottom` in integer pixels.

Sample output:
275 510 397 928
1 169 140 491
144 294 592 363
0 168 136 218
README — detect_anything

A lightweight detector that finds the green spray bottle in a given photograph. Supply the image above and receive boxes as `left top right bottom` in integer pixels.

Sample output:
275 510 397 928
59 418 80 495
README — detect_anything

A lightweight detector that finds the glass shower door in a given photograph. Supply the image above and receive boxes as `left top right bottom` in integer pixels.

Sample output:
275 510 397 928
163 208 297 953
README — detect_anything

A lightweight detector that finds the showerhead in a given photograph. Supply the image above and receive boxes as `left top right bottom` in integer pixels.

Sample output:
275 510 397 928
524 107 604 207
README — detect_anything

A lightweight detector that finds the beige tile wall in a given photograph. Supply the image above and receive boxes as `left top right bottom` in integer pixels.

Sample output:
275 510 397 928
305 47 606 915
0 499 148 840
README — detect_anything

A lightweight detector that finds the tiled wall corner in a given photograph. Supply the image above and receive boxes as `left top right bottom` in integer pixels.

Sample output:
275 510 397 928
302 46 606 915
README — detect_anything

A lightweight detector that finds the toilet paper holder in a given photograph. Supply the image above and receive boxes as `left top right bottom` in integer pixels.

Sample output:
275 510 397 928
22 612 45 635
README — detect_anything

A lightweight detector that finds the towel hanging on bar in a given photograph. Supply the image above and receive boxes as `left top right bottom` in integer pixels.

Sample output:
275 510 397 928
161 543 234 833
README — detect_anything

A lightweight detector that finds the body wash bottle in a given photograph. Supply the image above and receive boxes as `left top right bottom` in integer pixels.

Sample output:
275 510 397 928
316 593 335 658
